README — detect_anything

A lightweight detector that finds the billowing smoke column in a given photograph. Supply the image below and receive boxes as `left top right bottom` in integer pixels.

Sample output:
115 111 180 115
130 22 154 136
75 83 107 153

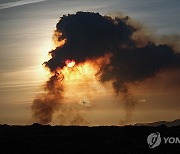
32 73 63 124
32 11 180 125
45 12 179 93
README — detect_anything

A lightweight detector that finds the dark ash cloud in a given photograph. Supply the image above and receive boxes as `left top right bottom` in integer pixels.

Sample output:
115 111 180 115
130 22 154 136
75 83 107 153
32 11 180 125
45 11 180 94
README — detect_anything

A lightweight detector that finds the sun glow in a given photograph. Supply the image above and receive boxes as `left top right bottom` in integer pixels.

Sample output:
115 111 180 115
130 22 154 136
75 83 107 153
62 61 96 81
65 59 76 68
53 55 113 105
61 54 112 83
60 61 105 103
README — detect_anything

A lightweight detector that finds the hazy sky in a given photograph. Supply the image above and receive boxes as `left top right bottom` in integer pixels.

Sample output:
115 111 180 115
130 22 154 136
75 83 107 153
0 0 180 125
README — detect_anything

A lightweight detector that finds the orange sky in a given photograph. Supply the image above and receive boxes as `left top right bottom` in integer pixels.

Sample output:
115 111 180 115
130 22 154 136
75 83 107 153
0 0 180 125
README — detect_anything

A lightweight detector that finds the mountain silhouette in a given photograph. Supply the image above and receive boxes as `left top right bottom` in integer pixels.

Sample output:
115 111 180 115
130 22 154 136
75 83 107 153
135 119 180 127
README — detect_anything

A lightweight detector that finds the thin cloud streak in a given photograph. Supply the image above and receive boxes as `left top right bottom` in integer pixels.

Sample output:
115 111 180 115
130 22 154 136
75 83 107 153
0 0 47 10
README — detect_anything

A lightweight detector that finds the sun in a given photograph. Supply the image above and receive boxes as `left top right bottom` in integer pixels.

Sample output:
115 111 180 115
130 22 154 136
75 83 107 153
65 59 76 68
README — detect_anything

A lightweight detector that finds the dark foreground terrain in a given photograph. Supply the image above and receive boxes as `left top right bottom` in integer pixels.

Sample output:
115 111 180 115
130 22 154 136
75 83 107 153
0 124 180 153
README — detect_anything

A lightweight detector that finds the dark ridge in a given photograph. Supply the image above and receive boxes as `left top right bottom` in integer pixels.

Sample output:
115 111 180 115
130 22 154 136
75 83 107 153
135 119 180 127
0 124 180 153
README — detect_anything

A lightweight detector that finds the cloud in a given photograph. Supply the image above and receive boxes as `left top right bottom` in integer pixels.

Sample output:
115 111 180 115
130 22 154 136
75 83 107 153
45 12 180 94
0 0 46 10
33 12 180 125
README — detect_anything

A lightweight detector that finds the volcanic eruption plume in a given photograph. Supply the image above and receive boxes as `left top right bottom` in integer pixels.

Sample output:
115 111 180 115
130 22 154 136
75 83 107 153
32 11 180 125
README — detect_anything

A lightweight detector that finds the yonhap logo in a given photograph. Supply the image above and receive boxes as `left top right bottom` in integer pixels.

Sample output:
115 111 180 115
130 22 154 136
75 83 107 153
147 132 180 149
147 132 161 148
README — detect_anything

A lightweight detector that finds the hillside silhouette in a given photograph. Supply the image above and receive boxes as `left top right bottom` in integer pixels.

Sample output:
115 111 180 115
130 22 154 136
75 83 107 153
0 122 180 153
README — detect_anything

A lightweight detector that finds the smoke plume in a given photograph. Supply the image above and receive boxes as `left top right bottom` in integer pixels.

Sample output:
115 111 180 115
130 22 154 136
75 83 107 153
32 11 180 125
